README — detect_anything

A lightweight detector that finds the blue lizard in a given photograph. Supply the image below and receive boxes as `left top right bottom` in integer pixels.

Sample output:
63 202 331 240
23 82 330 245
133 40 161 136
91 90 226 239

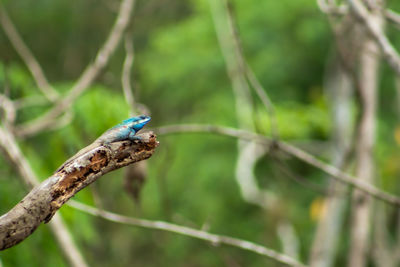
96 115 151 144
57 115 151 171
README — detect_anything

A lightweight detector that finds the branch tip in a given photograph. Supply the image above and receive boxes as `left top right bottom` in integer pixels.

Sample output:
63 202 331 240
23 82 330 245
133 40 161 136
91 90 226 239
0 131 158 250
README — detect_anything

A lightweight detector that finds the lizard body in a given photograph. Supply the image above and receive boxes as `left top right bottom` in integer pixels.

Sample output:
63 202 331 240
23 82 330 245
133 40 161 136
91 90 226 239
57 115 151 172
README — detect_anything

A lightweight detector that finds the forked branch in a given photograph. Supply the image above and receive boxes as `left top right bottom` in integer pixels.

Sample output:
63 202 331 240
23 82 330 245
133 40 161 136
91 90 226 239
15 0 137 138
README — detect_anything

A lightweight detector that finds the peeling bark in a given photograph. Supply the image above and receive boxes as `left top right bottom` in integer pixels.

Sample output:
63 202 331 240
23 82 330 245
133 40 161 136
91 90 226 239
0 132 158 250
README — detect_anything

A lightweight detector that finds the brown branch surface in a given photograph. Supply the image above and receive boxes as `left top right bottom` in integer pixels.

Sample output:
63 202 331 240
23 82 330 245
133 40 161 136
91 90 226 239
0 125 88 266
0 132 158 250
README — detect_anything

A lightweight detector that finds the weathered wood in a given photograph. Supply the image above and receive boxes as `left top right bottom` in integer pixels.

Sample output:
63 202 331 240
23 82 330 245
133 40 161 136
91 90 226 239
0 132 158 250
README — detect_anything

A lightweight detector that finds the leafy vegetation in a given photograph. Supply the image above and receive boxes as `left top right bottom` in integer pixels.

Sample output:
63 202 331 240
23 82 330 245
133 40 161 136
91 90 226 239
1 0 400 266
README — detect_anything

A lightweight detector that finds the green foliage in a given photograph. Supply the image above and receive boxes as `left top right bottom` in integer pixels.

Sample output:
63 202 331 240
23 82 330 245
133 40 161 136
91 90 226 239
1 0 400 266
0 0 332 265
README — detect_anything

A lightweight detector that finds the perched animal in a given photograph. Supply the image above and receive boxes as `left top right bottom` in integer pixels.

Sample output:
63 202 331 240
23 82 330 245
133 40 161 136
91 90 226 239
57 115 151 171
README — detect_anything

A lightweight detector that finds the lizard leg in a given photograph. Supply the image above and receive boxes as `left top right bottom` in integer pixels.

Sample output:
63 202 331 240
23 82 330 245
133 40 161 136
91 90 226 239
128 131 142 141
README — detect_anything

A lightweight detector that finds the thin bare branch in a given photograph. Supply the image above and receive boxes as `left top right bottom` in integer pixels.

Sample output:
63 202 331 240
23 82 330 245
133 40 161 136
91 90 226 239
213 0 279 139
0 93 16 125
245 63 279 138
209 0 253 129
273 158 332 196
372 204 398 267
317 0 348 16
224 0 279 137
122 34 136 115
209 0 277 215
348 0 400 75
0 126 88 266
67 200 308 267
155 124 400 206
16 0 137 138
48 215 88 267
317 0 400 29
309 35 355 267
210 8 291 253
385 9 400 27
277 221 300 260
12 95 49 109
348 4 382 264
0 131 158 251
210 9 298 256
46 110 74 132
0 6 59 101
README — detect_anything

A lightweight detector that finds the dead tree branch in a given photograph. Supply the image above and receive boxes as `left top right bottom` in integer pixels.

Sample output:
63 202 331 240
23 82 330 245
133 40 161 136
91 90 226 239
67 200 308 267
348 3 382 266
348 0 400 75
0 5 59 101
15 0 136 138
155 124 400 206
317 0 400 29
0 93 16 125
122 34 137 115
385 9 400 27
209 0 281 217
0 132 158 251
0 125 88 267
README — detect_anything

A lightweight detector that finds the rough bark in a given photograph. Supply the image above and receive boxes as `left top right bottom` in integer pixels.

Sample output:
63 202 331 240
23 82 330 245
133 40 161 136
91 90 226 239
0 132 158 250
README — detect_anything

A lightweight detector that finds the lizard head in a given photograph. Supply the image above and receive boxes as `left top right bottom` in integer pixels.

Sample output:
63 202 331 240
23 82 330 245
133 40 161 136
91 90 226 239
123 115 151 132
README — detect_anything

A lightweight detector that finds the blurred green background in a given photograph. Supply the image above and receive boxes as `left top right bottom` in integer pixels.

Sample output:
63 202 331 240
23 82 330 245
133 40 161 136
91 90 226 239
1 0 400 266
